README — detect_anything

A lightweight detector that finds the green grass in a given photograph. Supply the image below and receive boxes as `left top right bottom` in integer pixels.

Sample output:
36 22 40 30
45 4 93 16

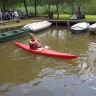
85 15 96 20
54 14 70 20
54 14 96 20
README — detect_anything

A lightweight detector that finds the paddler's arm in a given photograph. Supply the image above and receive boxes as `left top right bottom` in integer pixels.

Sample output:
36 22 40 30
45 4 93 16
36 40 43 47
29 40 36 44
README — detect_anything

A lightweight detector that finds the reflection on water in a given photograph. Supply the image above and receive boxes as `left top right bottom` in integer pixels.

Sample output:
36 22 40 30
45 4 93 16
0 26 96 96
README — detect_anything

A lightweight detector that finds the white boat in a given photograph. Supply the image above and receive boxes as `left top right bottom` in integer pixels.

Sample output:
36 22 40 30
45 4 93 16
71 22 90 33
23 21 52 32
88 23 96 34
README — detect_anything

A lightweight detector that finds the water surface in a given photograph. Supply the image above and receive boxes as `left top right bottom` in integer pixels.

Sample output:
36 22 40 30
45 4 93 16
0 26 96 96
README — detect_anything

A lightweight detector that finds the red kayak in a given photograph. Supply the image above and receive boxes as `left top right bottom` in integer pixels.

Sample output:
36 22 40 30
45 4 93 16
13 41 78 59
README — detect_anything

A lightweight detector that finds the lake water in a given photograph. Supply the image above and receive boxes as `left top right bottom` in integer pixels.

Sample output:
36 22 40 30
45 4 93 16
0 26 96 96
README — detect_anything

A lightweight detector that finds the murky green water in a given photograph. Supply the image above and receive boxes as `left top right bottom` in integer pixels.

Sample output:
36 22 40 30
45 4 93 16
0 26 96 96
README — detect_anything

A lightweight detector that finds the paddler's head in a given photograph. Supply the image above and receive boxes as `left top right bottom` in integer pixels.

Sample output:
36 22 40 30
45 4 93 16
29 32 35 40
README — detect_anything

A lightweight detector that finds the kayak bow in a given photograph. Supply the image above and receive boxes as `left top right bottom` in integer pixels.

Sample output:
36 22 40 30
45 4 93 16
13 41 78 59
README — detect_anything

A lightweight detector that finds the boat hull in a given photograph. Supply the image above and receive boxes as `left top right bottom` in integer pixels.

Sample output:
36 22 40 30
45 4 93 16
0 29 30 42
71 28 86 33
13 41 78 59
71 22 89 34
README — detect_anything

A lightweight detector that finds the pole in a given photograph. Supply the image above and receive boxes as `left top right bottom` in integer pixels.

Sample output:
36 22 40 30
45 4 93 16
0 13 4 32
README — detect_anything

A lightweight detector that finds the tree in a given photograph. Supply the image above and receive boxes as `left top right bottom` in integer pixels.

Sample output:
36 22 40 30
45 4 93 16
0 0 23 11
24 0 28 14
50 0 64 19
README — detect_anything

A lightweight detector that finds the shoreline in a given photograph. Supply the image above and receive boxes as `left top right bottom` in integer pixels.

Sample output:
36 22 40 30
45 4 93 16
0 19 96 33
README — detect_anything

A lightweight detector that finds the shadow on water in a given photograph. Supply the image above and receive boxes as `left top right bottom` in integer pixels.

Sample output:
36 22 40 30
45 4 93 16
0 26 96 96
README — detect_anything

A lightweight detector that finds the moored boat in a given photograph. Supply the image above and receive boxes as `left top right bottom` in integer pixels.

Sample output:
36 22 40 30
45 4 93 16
88 23 96 34
71 22 90 33
0 29 30 42
23 20 52 32
13 41 78 59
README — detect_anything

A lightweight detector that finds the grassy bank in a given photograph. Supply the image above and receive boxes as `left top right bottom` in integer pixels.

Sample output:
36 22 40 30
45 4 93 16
54 14 96 20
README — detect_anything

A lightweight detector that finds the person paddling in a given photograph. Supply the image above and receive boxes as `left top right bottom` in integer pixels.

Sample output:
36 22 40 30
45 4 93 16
29 32 43 51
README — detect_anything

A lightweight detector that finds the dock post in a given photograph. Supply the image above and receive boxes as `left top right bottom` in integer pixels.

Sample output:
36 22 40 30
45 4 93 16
67 21 70 31
56 22 57 28
67 21 70 28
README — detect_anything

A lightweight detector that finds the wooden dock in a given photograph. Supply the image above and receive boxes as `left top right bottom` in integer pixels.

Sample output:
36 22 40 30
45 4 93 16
48 19 96 28
0 19 20 25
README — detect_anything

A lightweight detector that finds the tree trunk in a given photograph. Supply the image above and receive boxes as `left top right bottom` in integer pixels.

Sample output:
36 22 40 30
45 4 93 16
48 0 50 12
34 0 37 16
56 4 59 19
78 6 81 19
2 3 6 11
56 0 59 19
24 0 28 14
57 7 59 19
72 0 74 14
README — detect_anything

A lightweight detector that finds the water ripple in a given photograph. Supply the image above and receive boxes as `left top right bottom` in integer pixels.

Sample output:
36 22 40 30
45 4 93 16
78 42 96 78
